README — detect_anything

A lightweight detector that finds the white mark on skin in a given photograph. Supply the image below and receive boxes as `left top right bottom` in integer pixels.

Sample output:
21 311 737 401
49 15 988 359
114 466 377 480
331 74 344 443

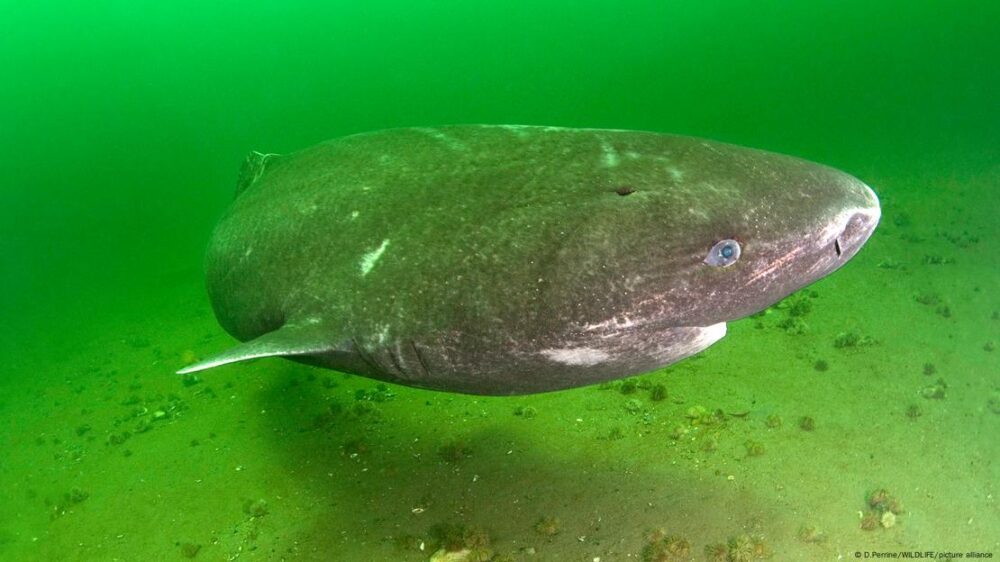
582 316 639 332
600 139 620 168
377 325 390 345
498 124 533 138
360 239 390 276
350 210 360 220
488 124 633 135
544 125 630 133
668 167 684 181
243 245 254 257
745 244 806 286
687 207 709 219
415 127 467 150
625 151 641 160
392 341 407 372
541 347 610 366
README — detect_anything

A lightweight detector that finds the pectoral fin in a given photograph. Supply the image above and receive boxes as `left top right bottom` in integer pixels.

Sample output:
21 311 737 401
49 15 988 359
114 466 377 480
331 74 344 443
177 322 337 375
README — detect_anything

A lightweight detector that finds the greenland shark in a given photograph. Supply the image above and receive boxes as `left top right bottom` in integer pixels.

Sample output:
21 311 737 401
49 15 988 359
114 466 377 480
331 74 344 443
179 125 880 394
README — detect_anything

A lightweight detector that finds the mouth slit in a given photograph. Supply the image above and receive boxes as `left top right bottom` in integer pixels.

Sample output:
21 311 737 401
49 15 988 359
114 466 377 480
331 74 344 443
834 238 843 257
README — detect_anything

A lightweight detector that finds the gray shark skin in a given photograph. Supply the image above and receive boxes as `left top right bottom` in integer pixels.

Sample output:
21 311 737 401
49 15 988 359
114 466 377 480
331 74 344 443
179 125 880 395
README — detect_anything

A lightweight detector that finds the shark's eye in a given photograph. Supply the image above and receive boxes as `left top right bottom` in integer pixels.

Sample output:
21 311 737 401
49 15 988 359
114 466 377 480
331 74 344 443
705 239 741 267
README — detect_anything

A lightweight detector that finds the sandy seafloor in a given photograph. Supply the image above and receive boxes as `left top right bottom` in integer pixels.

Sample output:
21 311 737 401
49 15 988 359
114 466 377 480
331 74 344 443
1 153 997 562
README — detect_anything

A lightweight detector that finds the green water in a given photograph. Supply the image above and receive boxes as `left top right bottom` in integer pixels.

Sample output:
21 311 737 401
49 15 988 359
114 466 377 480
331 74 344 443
2 2 997 560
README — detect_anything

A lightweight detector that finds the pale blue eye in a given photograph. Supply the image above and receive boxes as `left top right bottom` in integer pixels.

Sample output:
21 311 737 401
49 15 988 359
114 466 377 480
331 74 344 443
705 239 741 267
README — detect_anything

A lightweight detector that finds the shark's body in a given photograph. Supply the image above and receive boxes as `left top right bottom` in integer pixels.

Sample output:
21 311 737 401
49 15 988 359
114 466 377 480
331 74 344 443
180 125 880 394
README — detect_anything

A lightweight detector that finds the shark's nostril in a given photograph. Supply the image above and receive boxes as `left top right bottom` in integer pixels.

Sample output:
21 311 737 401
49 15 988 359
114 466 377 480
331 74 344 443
853 211 876 238
836 209 879 258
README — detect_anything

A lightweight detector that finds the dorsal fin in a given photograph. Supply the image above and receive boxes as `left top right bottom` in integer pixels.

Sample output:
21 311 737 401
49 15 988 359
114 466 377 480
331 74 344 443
235 151 283 197
177 321 336 375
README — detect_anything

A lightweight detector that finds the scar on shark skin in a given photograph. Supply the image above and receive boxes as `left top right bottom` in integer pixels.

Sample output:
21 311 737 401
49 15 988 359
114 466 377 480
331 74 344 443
359 239 389 276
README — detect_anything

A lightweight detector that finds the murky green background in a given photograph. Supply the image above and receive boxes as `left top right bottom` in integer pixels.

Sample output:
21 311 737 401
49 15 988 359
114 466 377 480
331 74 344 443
2 2 997 561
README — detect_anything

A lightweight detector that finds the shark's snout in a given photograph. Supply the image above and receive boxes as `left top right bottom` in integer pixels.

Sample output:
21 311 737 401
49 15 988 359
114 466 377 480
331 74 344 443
833 184 881 260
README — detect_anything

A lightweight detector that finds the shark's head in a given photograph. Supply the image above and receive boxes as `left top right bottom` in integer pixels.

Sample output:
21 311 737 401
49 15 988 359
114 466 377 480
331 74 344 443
632 145 881 327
